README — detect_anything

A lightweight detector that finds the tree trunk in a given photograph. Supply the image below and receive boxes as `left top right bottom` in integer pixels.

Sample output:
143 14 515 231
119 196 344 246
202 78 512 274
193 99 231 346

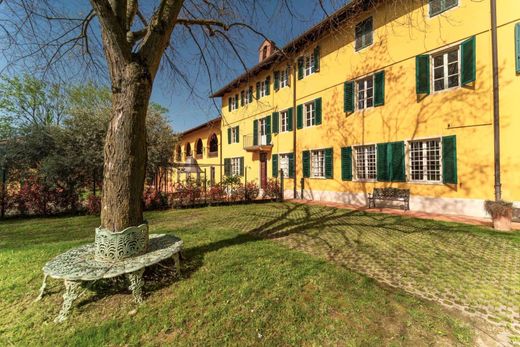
101 62 152 232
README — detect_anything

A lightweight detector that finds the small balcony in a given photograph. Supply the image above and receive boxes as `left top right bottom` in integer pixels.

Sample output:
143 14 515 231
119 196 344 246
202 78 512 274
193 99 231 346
243 134 273 152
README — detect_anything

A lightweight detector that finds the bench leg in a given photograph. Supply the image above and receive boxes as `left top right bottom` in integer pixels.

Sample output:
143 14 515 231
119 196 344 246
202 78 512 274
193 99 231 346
127 269 145 304
173 253 181 277
55 280 82 323
34 274 48 302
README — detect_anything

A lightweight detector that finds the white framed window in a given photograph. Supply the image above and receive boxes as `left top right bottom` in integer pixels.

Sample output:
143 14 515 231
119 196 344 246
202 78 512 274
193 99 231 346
229 95 238 111
355 145 377 180
280 110 289 132
357 76 374 109
259 80 267 98
279 153 290 178
432 47 460 92
241 90 250 106
230 127 239 144
311 150 325 178
280 68 290 88
355 17 373 51
429 0 458 17
305 102 316 127
304 54 315 77
231 157 241 176
409 139 442 182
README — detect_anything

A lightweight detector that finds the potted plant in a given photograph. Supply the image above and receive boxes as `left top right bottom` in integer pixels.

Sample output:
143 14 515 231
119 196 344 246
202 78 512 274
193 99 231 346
484 200 513 232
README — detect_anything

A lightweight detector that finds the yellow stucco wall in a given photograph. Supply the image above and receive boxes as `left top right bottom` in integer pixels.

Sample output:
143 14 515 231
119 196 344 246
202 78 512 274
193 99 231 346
216 0 519 214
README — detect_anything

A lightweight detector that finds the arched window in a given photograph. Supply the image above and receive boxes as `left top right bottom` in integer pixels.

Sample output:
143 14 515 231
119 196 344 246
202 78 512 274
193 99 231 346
208 133 218 156
185 143 192 157
175 145 182 161
195 138 203 158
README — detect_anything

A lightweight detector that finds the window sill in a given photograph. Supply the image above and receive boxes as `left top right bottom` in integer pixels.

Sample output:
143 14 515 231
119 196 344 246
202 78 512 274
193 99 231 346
408 180 444 185
428 4 458 18
355 42 373 53
354 179 377 183
208 152 218 158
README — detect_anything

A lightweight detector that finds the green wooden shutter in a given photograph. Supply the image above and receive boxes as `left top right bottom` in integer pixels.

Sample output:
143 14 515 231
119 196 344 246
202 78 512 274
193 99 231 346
228 97 232 112
390 142 405 182
239 157 244 176
256 82 260 99
253 120 258 146
265 77 271 95
272 154 278 177
377 143 389 181
313 46 320 72
235 126 239 143
341 147 352 181
302 150 310 178
516 23 520 74
224 158 231 176
287 108 293 131
272 112 279 134
314 97 322 125
442 136 457 184
274 71 280 91
266 115 272 144
288 153 294 178
297 104 303 129
240 91 244 107
298 57 304 80
374 71 385 106
249 86 253 103
461 36 476 85
344 81 354 113
416 55 430 95
227 128 231 144
325 148 333 179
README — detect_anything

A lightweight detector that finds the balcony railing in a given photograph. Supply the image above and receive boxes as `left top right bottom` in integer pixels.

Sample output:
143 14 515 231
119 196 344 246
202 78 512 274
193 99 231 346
243 134 273 152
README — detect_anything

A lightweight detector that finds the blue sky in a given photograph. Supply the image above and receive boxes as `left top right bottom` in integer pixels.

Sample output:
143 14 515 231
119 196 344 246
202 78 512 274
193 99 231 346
0 1 347 132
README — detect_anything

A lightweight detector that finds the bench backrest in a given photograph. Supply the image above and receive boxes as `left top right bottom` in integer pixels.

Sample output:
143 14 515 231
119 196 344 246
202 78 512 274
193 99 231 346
373 187 410 198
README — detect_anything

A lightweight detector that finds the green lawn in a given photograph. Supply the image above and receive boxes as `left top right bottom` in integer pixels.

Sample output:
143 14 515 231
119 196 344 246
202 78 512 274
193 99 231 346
2 202 517 346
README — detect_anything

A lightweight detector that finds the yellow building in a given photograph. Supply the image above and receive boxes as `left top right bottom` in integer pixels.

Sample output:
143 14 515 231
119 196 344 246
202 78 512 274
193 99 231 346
174 116 222 186
203 0 519 218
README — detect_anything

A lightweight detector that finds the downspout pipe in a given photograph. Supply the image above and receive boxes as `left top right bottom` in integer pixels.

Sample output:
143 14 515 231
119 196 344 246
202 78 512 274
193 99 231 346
292 59 298 199
490 0 502 201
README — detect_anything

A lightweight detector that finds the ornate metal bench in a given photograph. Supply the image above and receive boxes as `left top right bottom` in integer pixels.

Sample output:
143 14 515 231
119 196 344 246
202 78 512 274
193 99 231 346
35 223 183 323
367 188 410 210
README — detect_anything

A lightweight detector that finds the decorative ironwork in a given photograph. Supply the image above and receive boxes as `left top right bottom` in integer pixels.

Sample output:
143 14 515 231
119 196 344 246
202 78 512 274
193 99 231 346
94 223 149 261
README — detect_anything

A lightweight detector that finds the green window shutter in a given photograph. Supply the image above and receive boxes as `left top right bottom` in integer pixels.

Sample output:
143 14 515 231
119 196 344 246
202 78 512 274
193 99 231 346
298 57 304 80
296 104 303 129
341 147 352 181
224 158 231 176
302 150 310 178
240 91 244 107
253 120 258 146
314 97 322 125
266 115 272 144
288 153 295 178
239 157 244 176
249 86 253 103
344 81 354 113
235 95 239 109
442 136 457 184
461 36 476 85
227 128 231 144
272 154 278 177
313 46 320 72
415 55 430 95
516 23 520 74
235 126 239 143
325 148 333 179
287 108 293 131
374 71 385 106
377 143 389 181
272 112 279 134
390 142 405 182
256 82 260 99
274 71 280 91
228 97 232 112
265 77 271 96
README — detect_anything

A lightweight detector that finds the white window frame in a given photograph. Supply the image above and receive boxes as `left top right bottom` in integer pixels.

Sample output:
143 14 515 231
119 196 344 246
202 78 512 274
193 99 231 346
279 153 291 178
230 127 238 144
310 149 325 178
408 138 443 183
241 89 250 106
354 145 377 181
429 0 459 18
356 75 374 110
230 95 238 111
355 17 373 52
431 47 460 93
304 102 316 127
231 157 241 176
259 80 267 98
280 67 290 88
304 53 315 77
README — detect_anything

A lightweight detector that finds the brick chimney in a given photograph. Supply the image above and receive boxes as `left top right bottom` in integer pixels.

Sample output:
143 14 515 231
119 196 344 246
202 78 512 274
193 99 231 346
258 39 275 63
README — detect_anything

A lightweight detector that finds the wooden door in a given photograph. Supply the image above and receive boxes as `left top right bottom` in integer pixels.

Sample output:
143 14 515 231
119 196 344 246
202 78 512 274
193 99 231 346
260 152 267 189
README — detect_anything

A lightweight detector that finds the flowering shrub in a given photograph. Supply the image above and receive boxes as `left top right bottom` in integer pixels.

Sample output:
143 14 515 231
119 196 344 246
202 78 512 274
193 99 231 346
143 187 169 210
243 181 259 201
208 183 226 203
174 180 202 206
86 194 101 215
263 178 281 200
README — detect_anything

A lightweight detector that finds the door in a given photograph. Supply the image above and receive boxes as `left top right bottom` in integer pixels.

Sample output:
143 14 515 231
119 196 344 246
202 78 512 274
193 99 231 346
260 152 267 190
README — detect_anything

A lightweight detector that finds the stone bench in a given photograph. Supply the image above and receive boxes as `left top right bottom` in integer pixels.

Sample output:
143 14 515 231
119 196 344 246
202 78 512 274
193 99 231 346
368 188 410 211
